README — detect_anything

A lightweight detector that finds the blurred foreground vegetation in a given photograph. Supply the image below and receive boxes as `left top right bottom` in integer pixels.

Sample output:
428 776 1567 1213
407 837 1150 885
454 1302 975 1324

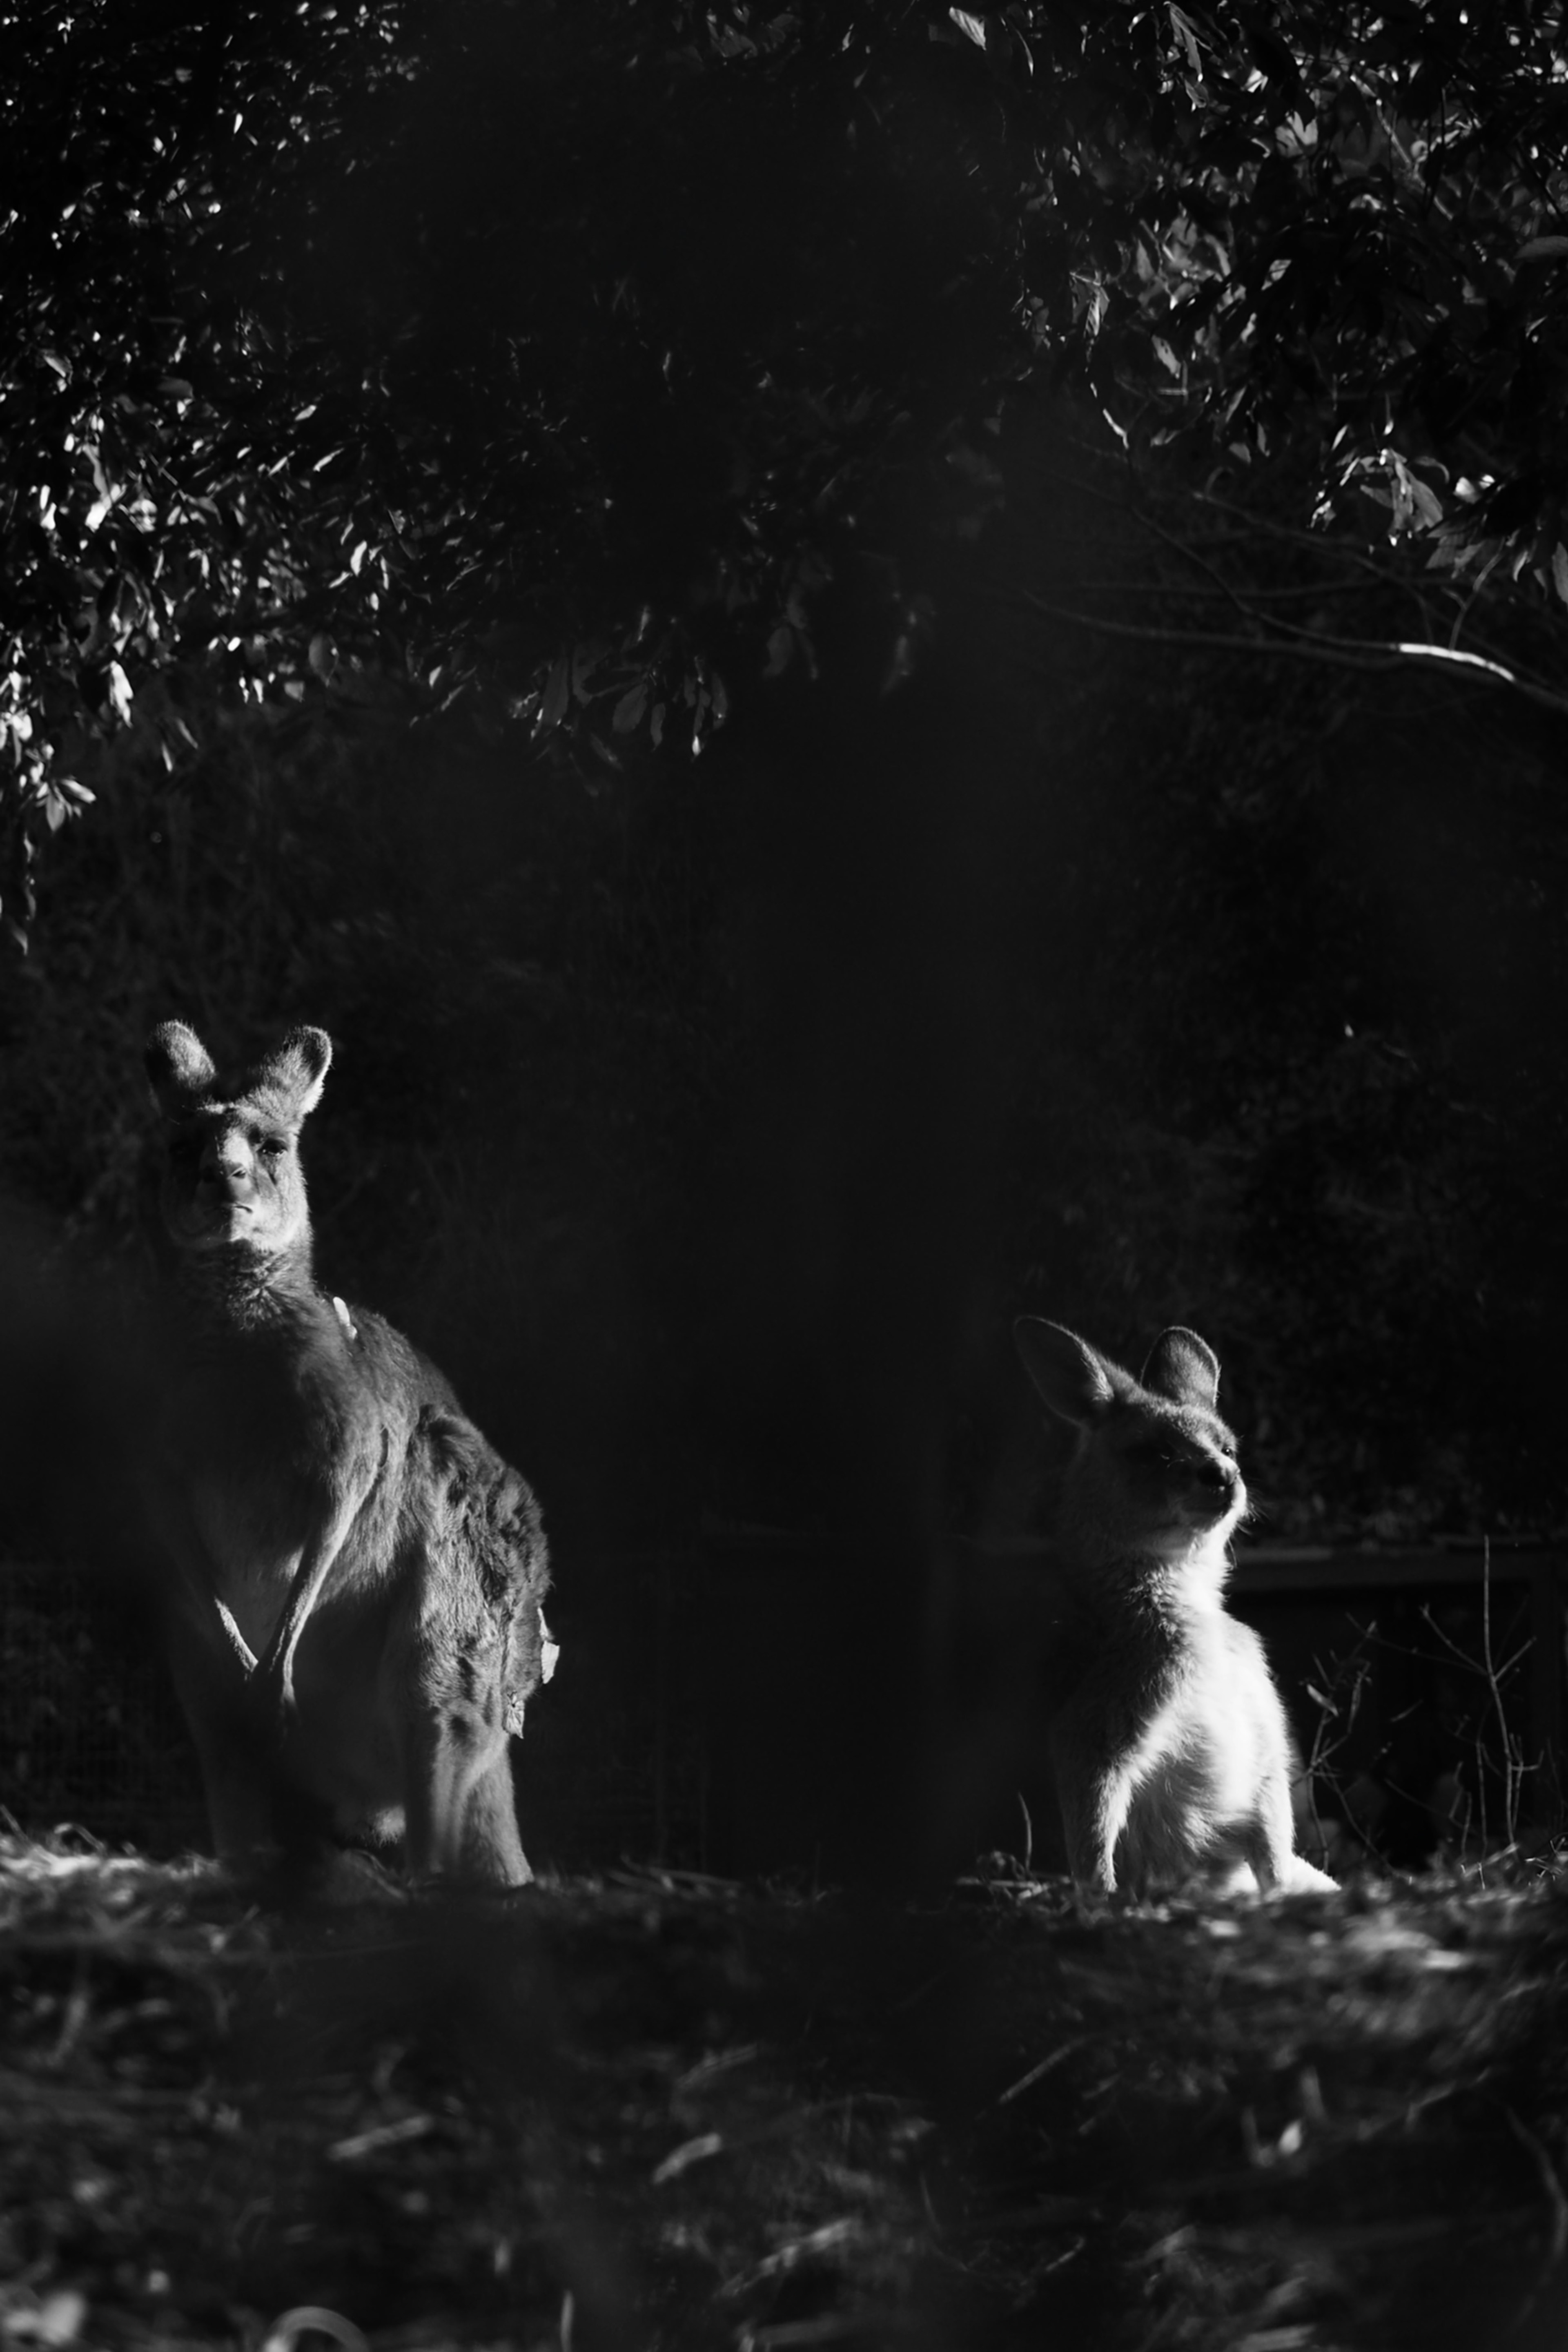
2 1835 1568 2352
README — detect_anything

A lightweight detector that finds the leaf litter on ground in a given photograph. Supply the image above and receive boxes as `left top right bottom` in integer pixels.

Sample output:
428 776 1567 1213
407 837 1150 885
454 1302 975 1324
1 1830 1567 2350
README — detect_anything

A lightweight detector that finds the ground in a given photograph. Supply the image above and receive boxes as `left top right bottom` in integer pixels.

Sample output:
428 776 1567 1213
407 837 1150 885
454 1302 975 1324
2 1837 1566 2352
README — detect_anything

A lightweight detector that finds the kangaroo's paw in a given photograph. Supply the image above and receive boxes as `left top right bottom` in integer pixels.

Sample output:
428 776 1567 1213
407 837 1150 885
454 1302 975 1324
1276 1854 1338 1895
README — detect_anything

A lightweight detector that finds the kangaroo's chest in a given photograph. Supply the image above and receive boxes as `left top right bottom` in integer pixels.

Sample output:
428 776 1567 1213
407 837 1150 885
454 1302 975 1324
176 1299 384 1458
185 1460 316 1579
163 1343 389 1590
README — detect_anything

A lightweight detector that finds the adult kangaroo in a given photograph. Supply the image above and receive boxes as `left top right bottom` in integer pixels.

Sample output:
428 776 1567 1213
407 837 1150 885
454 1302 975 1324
145 1018 554 1887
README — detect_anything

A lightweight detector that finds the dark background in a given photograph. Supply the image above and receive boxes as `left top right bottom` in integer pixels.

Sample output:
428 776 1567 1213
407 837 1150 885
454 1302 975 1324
5 459 1566 1877
6 454 1564 1556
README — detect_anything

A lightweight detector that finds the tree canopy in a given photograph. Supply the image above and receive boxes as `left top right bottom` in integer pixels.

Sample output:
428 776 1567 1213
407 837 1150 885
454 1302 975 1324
4 0 1567 941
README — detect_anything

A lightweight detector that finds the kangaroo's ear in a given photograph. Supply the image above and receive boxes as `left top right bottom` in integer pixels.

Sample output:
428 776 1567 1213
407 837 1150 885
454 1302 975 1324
1141 1327 1221 1411
145 1021 217 1114
253 1026 333 1124
1013 1318 1118 1426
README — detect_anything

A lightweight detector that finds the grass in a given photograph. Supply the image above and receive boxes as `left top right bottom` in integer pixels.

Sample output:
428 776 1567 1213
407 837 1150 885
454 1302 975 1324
2 1834 1567 2351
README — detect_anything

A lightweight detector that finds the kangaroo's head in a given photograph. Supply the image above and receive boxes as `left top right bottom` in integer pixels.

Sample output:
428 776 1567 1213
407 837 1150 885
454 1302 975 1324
1014 1318 1247 1573
145 1021 332 1262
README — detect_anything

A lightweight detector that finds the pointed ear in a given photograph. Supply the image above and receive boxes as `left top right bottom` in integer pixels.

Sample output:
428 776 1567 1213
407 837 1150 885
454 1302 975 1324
145 1021 217 1115
1013 1319 1118 1427
254 1026 333 1123
1140 1327 1221 1411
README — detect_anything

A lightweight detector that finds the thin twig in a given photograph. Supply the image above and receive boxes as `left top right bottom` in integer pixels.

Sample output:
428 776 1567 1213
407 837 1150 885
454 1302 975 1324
1480 1539 1531 1850
1005 586 1568 713
994 2035 1088 2109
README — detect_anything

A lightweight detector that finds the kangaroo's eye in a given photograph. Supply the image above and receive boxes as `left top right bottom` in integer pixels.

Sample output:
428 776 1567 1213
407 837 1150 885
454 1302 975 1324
258 1137 287 1160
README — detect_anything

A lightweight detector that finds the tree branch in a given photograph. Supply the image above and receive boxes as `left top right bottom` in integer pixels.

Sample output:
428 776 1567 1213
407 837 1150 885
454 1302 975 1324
1006 587 1568 717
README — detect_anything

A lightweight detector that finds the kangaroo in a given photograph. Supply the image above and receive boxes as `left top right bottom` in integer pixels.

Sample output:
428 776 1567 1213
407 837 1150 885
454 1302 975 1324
143 1018 555 1887
1013 1318 1334 1899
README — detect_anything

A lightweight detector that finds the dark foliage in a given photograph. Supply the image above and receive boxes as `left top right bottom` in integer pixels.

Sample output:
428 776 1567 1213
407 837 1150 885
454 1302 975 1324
4 0 1567 926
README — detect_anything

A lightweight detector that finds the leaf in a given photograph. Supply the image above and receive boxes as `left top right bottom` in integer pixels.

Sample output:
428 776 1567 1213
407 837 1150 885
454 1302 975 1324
1244 18 1306 107
539 653 569 731
652 2131 724 2185
259 2309 367 2352
1168 4 1203 74
764 625 794 677
1552 545 1568 606
1407 478 1443 531
949 10 987 47
612 679 648 733
104 661 133 725
571 642 606 701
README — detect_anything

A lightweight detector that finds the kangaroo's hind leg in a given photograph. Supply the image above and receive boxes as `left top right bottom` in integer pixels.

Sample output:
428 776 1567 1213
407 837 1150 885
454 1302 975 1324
165 1621 276 1870
396 1418 546 1888
459 1749 531 1885
1236 1759 1335 1894
165 1616 336 1877
399 1621 530 1887
1050 1703 1136 1894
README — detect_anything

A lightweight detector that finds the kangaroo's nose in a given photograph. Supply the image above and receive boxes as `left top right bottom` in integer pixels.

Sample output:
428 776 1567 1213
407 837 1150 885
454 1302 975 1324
200 1134 254 1200
1190 1456 1235 1498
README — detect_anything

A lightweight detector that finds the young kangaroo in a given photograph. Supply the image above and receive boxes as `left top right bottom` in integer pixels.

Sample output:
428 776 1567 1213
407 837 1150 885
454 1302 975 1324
1014 1318 1333 1899
144 1018 555 1887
